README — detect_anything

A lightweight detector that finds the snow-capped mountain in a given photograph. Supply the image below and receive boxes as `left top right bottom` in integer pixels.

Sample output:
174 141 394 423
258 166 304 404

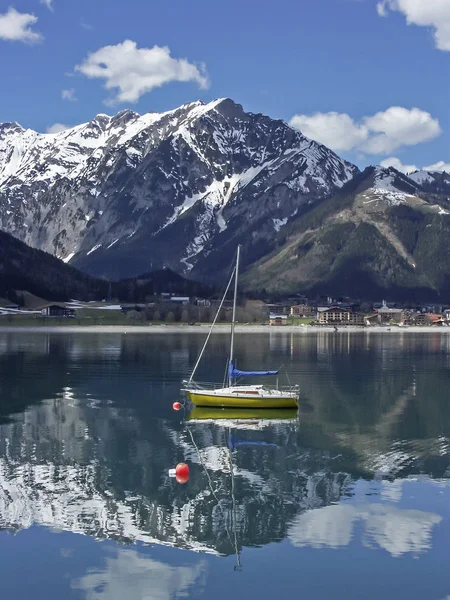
359 166 448 214
0 98 358 279
408 169 450 194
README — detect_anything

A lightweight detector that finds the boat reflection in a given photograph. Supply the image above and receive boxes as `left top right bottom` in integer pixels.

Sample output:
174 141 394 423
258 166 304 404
187 407 298 427
185 406 300 568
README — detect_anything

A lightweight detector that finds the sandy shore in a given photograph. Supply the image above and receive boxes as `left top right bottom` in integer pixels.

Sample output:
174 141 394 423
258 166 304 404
0 324 448 334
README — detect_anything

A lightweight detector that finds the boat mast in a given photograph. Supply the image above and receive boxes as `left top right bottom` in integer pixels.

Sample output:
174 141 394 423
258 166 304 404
188 265 236 384
229 245 241 386
228 427 242 571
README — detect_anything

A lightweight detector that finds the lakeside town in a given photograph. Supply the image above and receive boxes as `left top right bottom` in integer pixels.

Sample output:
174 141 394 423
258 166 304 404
1 292 450 328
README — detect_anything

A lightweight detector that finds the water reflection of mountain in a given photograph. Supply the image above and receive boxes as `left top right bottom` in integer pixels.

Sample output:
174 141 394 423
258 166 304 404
0 331 449 559
0 391 353 556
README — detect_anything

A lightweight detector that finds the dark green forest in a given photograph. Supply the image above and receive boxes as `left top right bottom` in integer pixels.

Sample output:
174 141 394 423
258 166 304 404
0 230 213 305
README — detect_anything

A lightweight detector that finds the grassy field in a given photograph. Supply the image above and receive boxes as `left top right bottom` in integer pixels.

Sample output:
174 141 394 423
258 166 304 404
287 317 315 326
0 307 315 327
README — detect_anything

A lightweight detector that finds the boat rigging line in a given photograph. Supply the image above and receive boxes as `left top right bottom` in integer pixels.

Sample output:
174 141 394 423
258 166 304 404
185 424 242 570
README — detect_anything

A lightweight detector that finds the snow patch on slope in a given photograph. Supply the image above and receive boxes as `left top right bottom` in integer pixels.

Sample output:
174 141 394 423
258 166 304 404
86 243 102 256
408 170 434 185
63 252 76 263
273 217 288 231
364 169 414 206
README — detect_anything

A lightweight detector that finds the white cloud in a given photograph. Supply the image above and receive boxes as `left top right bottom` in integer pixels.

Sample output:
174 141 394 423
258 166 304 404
377 0 450 51
289 107 441 155
424 160 450 172
72 547 206 600
40 0 53 11
62 88 77 102
75 40 209 104
377 1 388 16
289 500 442 557
380 157 450 173
0 8 42 44
363 107 441 154
46 123 69 134
289 112 368 152
380 157 418 174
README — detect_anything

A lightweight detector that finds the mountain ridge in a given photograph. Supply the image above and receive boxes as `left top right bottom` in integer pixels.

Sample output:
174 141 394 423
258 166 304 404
0 98 357 279
242 166 450 300
1 98 450 300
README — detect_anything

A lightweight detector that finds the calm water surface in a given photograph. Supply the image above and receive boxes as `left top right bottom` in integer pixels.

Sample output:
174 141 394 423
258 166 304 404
0 330 450 599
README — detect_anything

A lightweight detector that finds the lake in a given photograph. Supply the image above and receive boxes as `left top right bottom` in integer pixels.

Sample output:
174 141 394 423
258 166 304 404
0 330 450 599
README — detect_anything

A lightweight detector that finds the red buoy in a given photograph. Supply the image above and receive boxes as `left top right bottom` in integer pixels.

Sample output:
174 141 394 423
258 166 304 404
176 474 189 484
175 462 189 478
172 402 182 411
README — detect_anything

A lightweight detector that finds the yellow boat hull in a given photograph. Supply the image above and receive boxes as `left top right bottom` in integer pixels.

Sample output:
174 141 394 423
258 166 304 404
188 407 298 421
186 390 299 409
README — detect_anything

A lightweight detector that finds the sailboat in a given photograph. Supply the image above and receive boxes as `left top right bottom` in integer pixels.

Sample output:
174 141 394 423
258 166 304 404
182 245 299 409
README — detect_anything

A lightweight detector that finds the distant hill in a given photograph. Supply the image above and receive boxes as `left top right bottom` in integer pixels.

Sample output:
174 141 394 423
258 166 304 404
243 167 450 302
0 231 211 305
0 230 108 304
113 268 215 301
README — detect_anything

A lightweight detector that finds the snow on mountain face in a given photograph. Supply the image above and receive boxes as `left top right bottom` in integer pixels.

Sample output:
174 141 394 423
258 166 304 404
408 170 434 185
358 167 450 216
408 170 450 196
364 166 420 206
0 98 358 279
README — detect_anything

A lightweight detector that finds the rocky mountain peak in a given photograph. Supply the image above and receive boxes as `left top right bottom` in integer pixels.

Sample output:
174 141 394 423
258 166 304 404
0 98 358 279
0 122 23 134
90 113 112 128
110 109 140 127
371 166 419 196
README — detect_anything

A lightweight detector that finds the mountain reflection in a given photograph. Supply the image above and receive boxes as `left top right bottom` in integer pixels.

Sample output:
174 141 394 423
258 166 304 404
0 331 449 562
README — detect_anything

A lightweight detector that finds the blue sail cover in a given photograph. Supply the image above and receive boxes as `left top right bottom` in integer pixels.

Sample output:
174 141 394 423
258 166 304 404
228 362 278 380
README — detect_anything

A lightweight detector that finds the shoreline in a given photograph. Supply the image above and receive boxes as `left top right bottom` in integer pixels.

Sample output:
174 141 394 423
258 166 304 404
0 324 448 334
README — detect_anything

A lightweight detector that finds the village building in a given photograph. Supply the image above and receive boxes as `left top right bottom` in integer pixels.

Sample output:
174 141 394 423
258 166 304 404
195 298 211 307
409 312 446 326
424 313 446 326
400 310 415 326
317 307 365 326
365 308 404 325
269 314 288 326
376 306 403 324
266 303 291 316
40 304 76 318
170 296 190 305
290 304 315 317
414 313 428 326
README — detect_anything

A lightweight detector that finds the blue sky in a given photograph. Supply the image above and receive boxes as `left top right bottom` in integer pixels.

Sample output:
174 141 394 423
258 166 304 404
1 0 449 172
